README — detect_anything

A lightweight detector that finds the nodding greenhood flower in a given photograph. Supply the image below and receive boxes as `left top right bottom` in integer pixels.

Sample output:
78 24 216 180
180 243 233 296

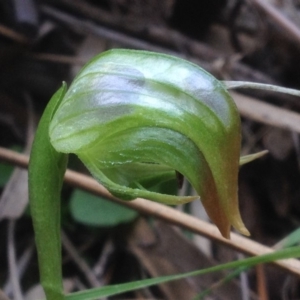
49 49 250 238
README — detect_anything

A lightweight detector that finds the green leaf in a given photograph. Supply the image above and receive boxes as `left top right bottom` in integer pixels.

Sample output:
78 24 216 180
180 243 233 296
70 189 138 227
49 49 248 238
65 246 300 300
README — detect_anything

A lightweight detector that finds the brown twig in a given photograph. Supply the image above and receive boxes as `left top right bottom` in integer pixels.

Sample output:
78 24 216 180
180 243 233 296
0 24 28 44
249 0 300 48
256 264 269 300
41 5 183 60
3 243 35 296
1 147 300 277
40 4 277 86
231 91 300 133
61 231 102 288
30 53 86 66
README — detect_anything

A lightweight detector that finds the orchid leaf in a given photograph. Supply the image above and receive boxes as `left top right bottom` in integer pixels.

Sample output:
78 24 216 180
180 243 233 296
70 189 138 227
49 49 249 237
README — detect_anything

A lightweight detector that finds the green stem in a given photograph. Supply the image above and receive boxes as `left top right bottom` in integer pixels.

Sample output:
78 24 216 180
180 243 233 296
29 84 68 300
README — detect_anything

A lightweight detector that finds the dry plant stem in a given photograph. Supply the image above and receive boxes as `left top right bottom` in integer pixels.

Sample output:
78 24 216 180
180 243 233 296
1 148 300 277
249 0 300 48
61 231 101 288
43 0 216 60
0 94 34 220
0 24 28 43
0 290 11 300
7 221 23 300
41 6 183 59
40 4 274 85
50 0 276 85
225 82 300 97
4 243 35 296
32 53 87 65
256 265 268 300
237 253 250 300
93 239 114 279
231 91 300 133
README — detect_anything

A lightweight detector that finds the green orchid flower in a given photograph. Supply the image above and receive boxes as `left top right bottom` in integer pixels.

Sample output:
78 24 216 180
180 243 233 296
48 49 249 238
29 49 258 300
